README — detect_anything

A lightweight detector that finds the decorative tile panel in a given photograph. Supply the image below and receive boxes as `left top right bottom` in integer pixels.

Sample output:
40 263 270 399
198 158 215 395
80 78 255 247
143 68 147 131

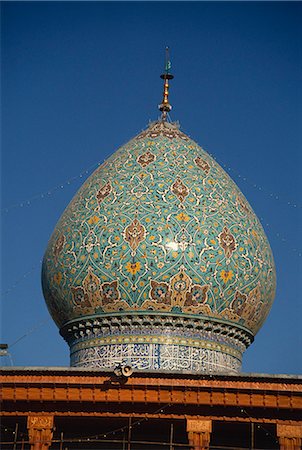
42 121 276 373
71 343 241 374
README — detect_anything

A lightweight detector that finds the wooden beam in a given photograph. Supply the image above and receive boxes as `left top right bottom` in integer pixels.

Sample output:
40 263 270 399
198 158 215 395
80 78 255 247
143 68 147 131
187 419 212 450
27 415 54 450
1 410 302 426
277 424 302 450
2 385 301 409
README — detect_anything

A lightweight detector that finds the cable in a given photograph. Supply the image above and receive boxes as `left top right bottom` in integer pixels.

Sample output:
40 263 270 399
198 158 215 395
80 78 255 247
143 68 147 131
1 260 43 298
2 161 101 214
258 216 301 257
2 139 300 215
239 408 278 446
8 318 50 349
206 149 301 211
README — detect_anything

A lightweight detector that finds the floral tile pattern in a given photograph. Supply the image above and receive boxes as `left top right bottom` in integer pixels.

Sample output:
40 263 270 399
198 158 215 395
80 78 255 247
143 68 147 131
42 120 276 372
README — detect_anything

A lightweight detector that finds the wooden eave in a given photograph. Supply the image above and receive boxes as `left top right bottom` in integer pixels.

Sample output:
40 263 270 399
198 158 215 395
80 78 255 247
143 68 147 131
1 368 301 424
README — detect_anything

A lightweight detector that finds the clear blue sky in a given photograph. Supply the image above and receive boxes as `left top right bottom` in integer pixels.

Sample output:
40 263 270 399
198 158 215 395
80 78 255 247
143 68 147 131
1 1 301 374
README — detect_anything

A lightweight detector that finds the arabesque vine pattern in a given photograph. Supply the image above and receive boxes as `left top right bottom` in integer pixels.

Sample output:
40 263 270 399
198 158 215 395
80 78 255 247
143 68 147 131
42 121 276 337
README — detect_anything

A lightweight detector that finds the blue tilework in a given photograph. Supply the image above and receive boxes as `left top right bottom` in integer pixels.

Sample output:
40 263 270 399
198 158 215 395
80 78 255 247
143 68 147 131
42 121 276 363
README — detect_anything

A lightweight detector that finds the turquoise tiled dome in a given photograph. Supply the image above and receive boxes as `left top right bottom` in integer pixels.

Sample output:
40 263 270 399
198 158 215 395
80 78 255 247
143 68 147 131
42 120 276 373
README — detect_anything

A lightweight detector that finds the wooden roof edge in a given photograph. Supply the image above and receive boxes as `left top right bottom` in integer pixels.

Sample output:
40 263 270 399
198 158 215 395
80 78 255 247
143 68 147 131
0 366 301 383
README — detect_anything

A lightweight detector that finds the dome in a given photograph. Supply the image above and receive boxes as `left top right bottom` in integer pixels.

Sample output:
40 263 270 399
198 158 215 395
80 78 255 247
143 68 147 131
42 120 276 374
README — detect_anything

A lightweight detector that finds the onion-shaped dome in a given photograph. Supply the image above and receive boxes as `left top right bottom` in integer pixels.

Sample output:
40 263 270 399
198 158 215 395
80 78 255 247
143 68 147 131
42 120 276 374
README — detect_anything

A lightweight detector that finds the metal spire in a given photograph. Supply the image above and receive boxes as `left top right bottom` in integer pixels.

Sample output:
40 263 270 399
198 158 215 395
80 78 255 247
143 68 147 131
158 47 174 121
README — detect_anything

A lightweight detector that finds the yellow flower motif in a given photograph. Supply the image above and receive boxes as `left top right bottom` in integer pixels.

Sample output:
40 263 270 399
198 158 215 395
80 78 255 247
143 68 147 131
149 235 155 241
220 270 234 283
210 239 216 245
157 262 164 269
172 251 178 258
88 215 100 225
54 272 62 284
93 252 98 259
176 212 190 222
114 236 120 241
125 261 141 275
200 266 207 272
188 251 194 258
251 229 258 238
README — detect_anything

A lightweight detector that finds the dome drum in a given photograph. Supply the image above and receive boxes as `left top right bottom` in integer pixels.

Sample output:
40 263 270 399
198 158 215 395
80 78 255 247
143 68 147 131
42 120 276 374
60 314 253 373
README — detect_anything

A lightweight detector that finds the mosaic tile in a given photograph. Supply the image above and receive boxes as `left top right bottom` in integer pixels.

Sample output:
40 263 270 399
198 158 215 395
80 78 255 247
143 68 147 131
42 121 276 373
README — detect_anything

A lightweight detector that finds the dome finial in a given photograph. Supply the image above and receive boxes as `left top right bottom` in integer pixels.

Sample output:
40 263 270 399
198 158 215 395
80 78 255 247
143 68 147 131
158 47 174 121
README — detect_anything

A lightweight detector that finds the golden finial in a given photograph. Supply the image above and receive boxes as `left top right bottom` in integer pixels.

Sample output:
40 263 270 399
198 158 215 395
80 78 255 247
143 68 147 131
158 47 174 121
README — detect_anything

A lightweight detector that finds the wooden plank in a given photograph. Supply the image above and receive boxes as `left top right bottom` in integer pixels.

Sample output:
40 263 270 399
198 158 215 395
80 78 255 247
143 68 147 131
224 392 237 406
212 391 225 405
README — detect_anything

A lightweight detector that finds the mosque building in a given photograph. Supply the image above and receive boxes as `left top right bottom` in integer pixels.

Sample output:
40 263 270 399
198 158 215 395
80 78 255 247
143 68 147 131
1 52 301 450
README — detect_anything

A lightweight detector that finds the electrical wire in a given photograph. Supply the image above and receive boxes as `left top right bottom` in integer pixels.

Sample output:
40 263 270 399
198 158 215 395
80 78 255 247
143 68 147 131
2 142 300 214
8 318 50 349
2 161 102 214
1 259 43 298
